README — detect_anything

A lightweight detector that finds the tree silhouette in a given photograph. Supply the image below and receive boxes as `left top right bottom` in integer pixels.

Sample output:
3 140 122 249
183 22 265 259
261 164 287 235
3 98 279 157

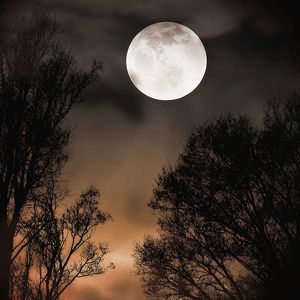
10 186 114 300
0 7 101 299
134 96 300 299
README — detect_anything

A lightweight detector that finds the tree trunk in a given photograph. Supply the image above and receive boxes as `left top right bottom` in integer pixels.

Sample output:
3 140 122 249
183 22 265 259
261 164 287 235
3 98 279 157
0 219 13 300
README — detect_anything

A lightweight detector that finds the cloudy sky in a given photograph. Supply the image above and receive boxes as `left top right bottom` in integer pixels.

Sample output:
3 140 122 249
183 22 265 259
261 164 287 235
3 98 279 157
2 0 300 299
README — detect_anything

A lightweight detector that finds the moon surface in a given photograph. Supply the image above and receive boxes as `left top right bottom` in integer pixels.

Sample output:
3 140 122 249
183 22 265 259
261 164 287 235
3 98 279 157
126 22 207 101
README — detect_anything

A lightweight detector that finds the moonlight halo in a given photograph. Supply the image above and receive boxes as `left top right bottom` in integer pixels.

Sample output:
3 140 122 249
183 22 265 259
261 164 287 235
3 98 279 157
126 22 207 101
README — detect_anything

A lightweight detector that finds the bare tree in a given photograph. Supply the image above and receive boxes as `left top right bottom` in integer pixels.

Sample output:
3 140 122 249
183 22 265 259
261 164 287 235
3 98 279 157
0 7 101 299
134 96 300 299
10 186 114 300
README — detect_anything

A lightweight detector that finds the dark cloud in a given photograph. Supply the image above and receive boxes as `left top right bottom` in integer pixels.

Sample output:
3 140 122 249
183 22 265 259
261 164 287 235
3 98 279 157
83 82 145 121
45 0 294 122
6 0 293 121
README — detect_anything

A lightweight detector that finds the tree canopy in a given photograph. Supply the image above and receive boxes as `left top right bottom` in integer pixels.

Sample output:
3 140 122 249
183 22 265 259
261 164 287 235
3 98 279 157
0 7 102 299
134 96 300 300
10 186 114 300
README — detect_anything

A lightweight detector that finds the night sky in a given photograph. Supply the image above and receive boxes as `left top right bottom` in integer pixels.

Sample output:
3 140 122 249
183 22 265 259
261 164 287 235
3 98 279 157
2 1 300 299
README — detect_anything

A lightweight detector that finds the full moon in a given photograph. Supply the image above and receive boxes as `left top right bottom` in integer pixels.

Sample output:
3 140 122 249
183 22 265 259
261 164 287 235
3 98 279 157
126 22 207 101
